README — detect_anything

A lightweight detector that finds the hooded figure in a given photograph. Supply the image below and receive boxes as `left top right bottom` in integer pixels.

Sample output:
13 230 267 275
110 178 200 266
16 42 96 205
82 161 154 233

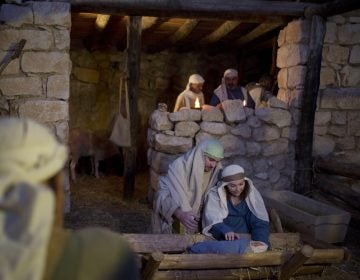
151 139 224 234
173 74 205 112
209 69 255 109
202 164 269 246
0 117 139 280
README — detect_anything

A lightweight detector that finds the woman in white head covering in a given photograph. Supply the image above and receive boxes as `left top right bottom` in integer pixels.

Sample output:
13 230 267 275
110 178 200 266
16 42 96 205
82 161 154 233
173 74 205 112
202 164 269 250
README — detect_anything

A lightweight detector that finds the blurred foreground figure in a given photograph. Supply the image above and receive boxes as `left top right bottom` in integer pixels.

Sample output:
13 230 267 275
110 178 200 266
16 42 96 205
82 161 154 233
0 117 139 280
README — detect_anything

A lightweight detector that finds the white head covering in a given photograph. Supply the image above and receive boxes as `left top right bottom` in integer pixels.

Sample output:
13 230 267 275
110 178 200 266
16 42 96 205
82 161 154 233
214 69 240 103
186 74 205 90
0 117 68 280
202 164 269 237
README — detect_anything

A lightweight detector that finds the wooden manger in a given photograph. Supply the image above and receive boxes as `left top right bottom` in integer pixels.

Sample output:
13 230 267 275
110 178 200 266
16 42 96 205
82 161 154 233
121 232 350 280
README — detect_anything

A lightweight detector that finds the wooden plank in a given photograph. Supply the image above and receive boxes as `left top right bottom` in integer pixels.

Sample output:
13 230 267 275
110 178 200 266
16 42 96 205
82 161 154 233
315 157 360 180
70 0 319 20
142 252 164 280
154 266 324 280
236 22 282 46
156 248 345 270
280 245 314 280
123 16 141 199
199 20 241 44
169 19 199 44
294 15 326 194
121 233 301 253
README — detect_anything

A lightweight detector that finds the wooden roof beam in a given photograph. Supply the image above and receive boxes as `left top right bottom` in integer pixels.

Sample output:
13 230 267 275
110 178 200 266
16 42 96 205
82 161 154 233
70 0 319 20
199 20 241 44
236 23 283 46
305 0 360 18
169 19 199 44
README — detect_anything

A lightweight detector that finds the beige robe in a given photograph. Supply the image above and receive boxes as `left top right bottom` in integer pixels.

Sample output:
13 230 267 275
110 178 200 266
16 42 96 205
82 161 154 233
173 89 205 112
151 141 222 233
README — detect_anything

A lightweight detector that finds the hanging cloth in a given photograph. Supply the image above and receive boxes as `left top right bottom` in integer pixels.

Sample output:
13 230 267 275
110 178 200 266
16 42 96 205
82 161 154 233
109 74 131 147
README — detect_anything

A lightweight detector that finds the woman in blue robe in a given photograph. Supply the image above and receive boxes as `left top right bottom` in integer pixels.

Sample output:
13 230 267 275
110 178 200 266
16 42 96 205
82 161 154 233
190 164 269 254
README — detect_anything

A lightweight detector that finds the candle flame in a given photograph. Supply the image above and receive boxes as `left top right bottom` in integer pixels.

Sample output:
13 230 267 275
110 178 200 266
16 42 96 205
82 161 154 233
195 97 200 108
243 99 247 107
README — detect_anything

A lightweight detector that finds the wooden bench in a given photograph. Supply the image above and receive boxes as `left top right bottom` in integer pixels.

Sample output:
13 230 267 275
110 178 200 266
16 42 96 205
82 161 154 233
121 232 350 280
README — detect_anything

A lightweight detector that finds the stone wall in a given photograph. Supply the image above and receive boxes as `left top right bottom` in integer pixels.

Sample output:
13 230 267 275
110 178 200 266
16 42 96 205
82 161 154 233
276 11 360 161
0 1 71 211
147 100 294 195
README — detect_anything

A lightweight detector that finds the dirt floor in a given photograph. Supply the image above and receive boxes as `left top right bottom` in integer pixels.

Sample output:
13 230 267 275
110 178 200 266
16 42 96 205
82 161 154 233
64 172 360 280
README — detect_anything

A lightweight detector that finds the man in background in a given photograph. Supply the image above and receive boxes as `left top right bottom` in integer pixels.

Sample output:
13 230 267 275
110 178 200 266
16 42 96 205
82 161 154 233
209 68 255 109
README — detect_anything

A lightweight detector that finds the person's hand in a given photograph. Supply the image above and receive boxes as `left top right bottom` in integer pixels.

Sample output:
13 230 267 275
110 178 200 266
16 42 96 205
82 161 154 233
174 209 199 232
224 231 240 241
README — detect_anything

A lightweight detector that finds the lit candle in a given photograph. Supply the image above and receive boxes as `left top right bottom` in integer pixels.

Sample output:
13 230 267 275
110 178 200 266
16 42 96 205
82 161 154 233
195 97 200 109
243 99 247 107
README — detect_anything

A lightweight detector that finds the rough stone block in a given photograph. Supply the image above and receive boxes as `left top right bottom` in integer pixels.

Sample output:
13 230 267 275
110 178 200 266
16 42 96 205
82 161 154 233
340 66 360 87
313 135 335 157
19 100 68 123
262 138 289 156
269 169 281 183
195 131 217 145
331 111 347 125
149 110 173 131
22 52 71 74
33 2 71 27
47 75 69 100
0 29 52 51
268 97 288 109
277 29 285 47
246 115 262 128
338 24 360 45
253 158 268 174
315 111 331 126
201 105 224 122
175 121 200 137
54 28 70 50
285 19 310 44
348 112 360 136
222 99 246 122
169 109 201 122
277 68 287 89
324 22 337 43
200 121 228 135
350 45 360 64
268 154 287 170
328 125 346 137
232 157 253 175
336 136 356 150
245 141 262 157
256 108 291 128
253 125 280 141
150 150 180 173
154 133 193 154
287 66 306 89
281 126 297 141
0 4 33 27
314 126 327 136
230 123 251 138
0 76 42 96
320 66 337 89
55 121 68 143
277 44 309 68
219 134 246 157
323 45 349 64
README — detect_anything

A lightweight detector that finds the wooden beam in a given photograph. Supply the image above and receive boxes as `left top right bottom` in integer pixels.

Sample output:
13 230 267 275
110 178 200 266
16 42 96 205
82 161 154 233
123 16 141 200
236 23 283 46
305 0 360 18
280 245 314 280
141 16 161 30
169 19 199 44
315 157 360 180
294 15 326 194
199 20 241 44
121 233 301 253
142 252 164 280
70 0 320 20
153 266 325 280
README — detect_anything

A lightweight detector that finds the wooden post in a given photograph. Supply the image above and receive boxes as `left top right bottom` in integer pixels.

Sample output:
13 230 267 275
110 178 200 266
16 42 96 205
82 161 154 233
142 251 164 280
280 245 314 280
123 16 141 200
294 15 325 194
